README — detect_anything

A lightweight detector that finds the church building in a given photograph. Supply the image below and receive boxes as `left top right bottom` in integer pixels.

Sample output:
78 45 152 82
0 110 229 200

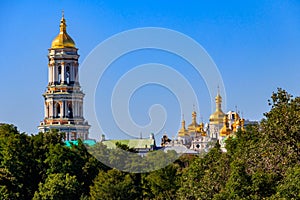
38 14 90 140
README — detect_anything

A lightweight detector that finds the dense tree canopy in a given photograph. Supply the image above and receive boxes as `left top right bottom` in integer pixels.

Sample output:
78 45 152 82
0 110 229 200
32 173 80 200
0 88 299 199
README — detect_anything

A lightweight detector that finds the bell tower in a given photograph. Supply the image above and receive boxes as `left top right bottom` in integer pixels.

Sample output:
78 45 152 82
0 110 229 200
38 14 90 140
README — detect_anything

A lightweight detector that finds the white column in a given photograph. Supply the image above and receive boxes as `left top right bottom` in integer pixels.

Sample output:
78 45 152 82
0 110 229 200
76 101 79 117
49 66 52 84
52 66 54 84
44 103 47 118
74 66 78 83
53 65 57 84
78 104 81 117
75 101 78 117
61 63 65 84
52 101 55 118
48 66 51 84
49 101 52 118
62 101 65 118
72 101 76 117
60 102 63 118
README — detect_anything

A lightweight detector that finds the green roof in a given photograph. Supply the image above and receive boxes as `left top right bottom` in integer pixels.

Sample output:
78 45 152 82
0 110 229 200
65 139 97 147
102 139 155 149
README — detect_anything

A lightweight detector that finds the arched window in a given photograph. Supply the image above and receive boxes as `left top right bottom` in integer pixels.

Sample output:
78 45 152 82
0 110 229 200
66 65 70 84
56 103 61 118
58 65 62 84
67 102 73 118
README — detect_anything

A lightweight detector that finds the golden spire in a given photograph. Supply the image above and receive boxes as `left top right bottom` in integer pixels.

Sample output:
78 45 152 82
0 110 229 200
192 110 197 124
178 114 188 136
215 86 222 111
181 114 186 130
209 87 225 124
51 11 76 49
59 12 67 33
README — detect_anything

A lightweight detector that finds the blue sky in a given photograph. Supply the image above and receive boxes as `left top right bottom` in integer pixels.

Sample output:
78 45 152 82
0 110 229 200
0 0 299 140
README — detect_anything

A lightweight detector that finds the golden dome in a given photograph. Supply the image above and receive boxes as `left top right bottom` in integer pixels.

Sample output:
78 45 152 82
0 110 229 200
188 110 199 128
220 127 229 137
178 118 188 136
220 116 231 137
51 15 76 49
209 91 225 124
196 122 207 136
209 110 225 123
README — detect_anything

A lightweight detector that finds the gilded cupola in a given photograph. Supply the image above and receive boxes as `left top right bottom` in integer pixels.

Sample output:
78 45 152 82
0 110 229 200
178 115 188 137
220 115 231 137
51 13 76 49
209 91 225 124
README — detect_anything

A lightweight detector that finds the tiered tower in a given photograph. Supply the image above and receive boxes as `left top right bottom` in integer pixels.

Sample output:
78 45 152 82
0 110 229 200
38 14 90 140
209 91 225 139
187 111 200 137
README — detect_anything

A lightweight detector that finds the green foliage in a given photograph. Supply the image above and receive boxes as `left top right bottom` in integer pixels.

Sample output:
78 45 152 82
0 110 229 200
90 169 141 200
0 88 299 199
0 124 37 199
144 163 180 200
275 164 300 199
221 158 251 199
32 173 80 200
177 143 230 200
262 88 300 170
0 167 18 199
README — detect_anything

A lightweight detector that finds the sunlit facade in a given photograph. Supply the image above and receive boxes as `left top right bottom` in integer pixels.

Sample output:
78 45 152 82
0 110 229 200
38 14 90 140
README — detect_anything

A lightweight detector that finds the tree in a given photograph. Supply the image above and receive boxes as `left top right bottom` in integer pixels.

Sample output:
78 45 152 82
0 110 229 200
261 88 300 173
144 163 180 200
33 173 80 200
90 169 141 200
219 158 251 199
177 143 230 200
275 164 300 199
0 167 18 199
0 124 37 199
30 129 66 193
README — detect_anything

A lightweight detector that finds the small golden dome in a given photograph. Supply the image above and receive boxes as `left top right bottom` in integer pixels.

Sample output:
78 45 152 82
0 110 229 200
220 127 228 137
196 122 207 136
220 116 231 137
178 119 188 136
51 15 76 49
